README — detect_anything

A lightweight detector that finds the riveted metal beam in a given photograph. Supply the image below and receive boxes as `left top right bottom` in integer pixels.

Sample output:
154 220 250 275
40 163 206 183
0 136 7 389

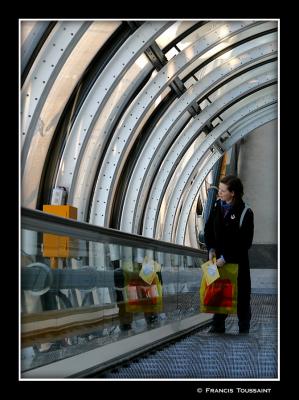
142 69 276 238
120 36 276 235
91 21 264 230
21 21 56 82
91 21 263 230
21 21 120 209
177 104 277 245
171 94 277 244
53 21 173 211
21 21 90 161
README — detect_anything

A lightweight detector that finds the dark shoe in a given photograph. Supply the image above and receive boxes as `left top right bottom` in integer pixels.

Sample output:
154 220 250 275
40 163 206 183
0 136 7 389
238 322 250 334
145 314 159 325
208 325 225 333
239 328 249 334
119 323 132 331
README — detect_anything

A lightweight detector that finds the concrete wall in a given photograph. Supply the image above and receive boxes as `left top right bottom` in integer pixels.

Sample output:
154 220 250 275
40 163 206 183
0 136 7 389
238 119 278 245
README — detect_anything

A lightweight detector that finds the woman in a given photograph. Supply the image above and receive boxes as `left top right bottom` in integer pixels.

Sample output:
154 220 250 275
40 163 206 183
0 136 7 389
204 175 254 334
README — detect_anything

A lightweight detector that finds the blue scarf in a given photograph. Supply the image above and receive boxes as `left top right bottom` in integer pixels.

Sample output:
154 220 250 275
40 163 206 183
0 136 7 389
221 200 233 217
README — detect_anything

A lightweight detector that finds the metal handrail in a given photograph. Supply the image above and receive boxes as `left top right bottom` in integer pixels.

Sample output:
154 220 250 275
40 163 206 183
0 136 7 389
21 207 206 258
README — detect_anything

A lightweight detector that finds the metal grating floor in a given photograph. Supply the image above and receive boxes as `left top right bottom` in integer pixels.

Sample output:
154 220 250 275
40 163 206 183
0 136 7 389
102 293 277 379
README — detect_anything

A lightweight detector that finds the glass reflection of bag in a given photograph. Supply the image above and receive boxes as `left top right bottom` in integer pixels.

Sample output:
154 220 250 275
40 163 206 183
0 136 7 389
124 274 163 313
199 263 238 314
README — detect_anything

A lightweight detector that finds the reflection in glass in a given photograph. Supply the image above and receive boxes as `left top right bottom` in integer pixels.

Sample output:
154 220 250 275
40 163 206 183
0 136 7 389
21 227 204 373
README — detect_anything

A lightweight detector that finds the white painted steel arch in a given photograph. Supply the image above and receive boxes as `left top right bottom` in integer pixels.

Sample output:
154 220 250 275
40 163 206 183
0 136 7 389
69 62 153 221
53 21 172 210
164 92 277 244
21 21 51 74
120 36 277 234
141 63 277 239
21 21 121 208
21 21 88 155
177 105 277 245
89 21 261 227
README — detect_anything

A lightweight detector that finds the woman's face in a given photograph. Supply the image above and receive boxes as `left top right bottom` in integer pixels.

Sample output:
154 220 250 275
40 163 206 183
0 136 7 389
218 182 234 203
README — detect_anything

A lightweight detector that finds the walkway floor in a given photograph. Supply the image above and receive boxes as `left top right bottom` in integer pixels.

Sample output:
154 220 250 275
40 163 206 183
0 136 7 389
102 293 278 379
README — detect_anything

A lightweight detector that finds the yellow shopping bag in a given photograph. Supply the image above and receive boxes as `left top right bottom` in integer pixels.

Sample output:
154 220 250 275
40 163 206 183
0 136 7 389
200 263 238 314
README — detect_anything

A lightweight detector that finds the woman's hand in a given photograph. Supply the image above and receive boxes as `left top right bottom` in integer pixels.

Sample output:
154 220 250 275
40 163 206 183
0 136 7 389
208 248 216 261
216 257 225 267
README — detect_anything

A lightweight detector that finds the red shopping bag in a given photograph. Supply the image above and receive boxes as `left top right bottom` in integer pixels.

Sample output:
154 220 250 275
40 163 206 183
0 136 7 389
200 263 238 314
204 279 233 307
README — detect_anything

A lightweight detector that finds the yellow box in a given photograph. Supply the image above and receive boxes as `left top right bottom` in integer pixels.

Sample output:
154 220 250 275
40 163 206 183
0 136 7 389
42 205 77 258
43 205 77 220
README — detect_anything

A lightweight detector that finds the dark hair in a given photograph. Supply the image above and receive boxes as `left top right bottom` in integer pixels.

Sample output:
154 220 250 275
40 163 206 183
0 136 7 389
220 175 244 202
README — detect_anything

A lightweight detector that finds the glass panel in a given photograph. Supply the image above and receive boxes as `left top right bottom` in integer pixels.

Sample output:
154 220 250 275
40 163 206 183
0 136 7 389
211 116 222 127
176 21 220 51
184 75 197 90
198 98 211 111
20 225 204 373
155 21 196 50
165 46 179 61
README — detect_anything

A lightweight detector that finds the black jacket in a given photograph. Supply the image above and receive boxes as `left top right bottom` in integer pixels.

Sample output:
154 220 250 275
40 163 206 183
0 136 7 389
204 199 254 266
